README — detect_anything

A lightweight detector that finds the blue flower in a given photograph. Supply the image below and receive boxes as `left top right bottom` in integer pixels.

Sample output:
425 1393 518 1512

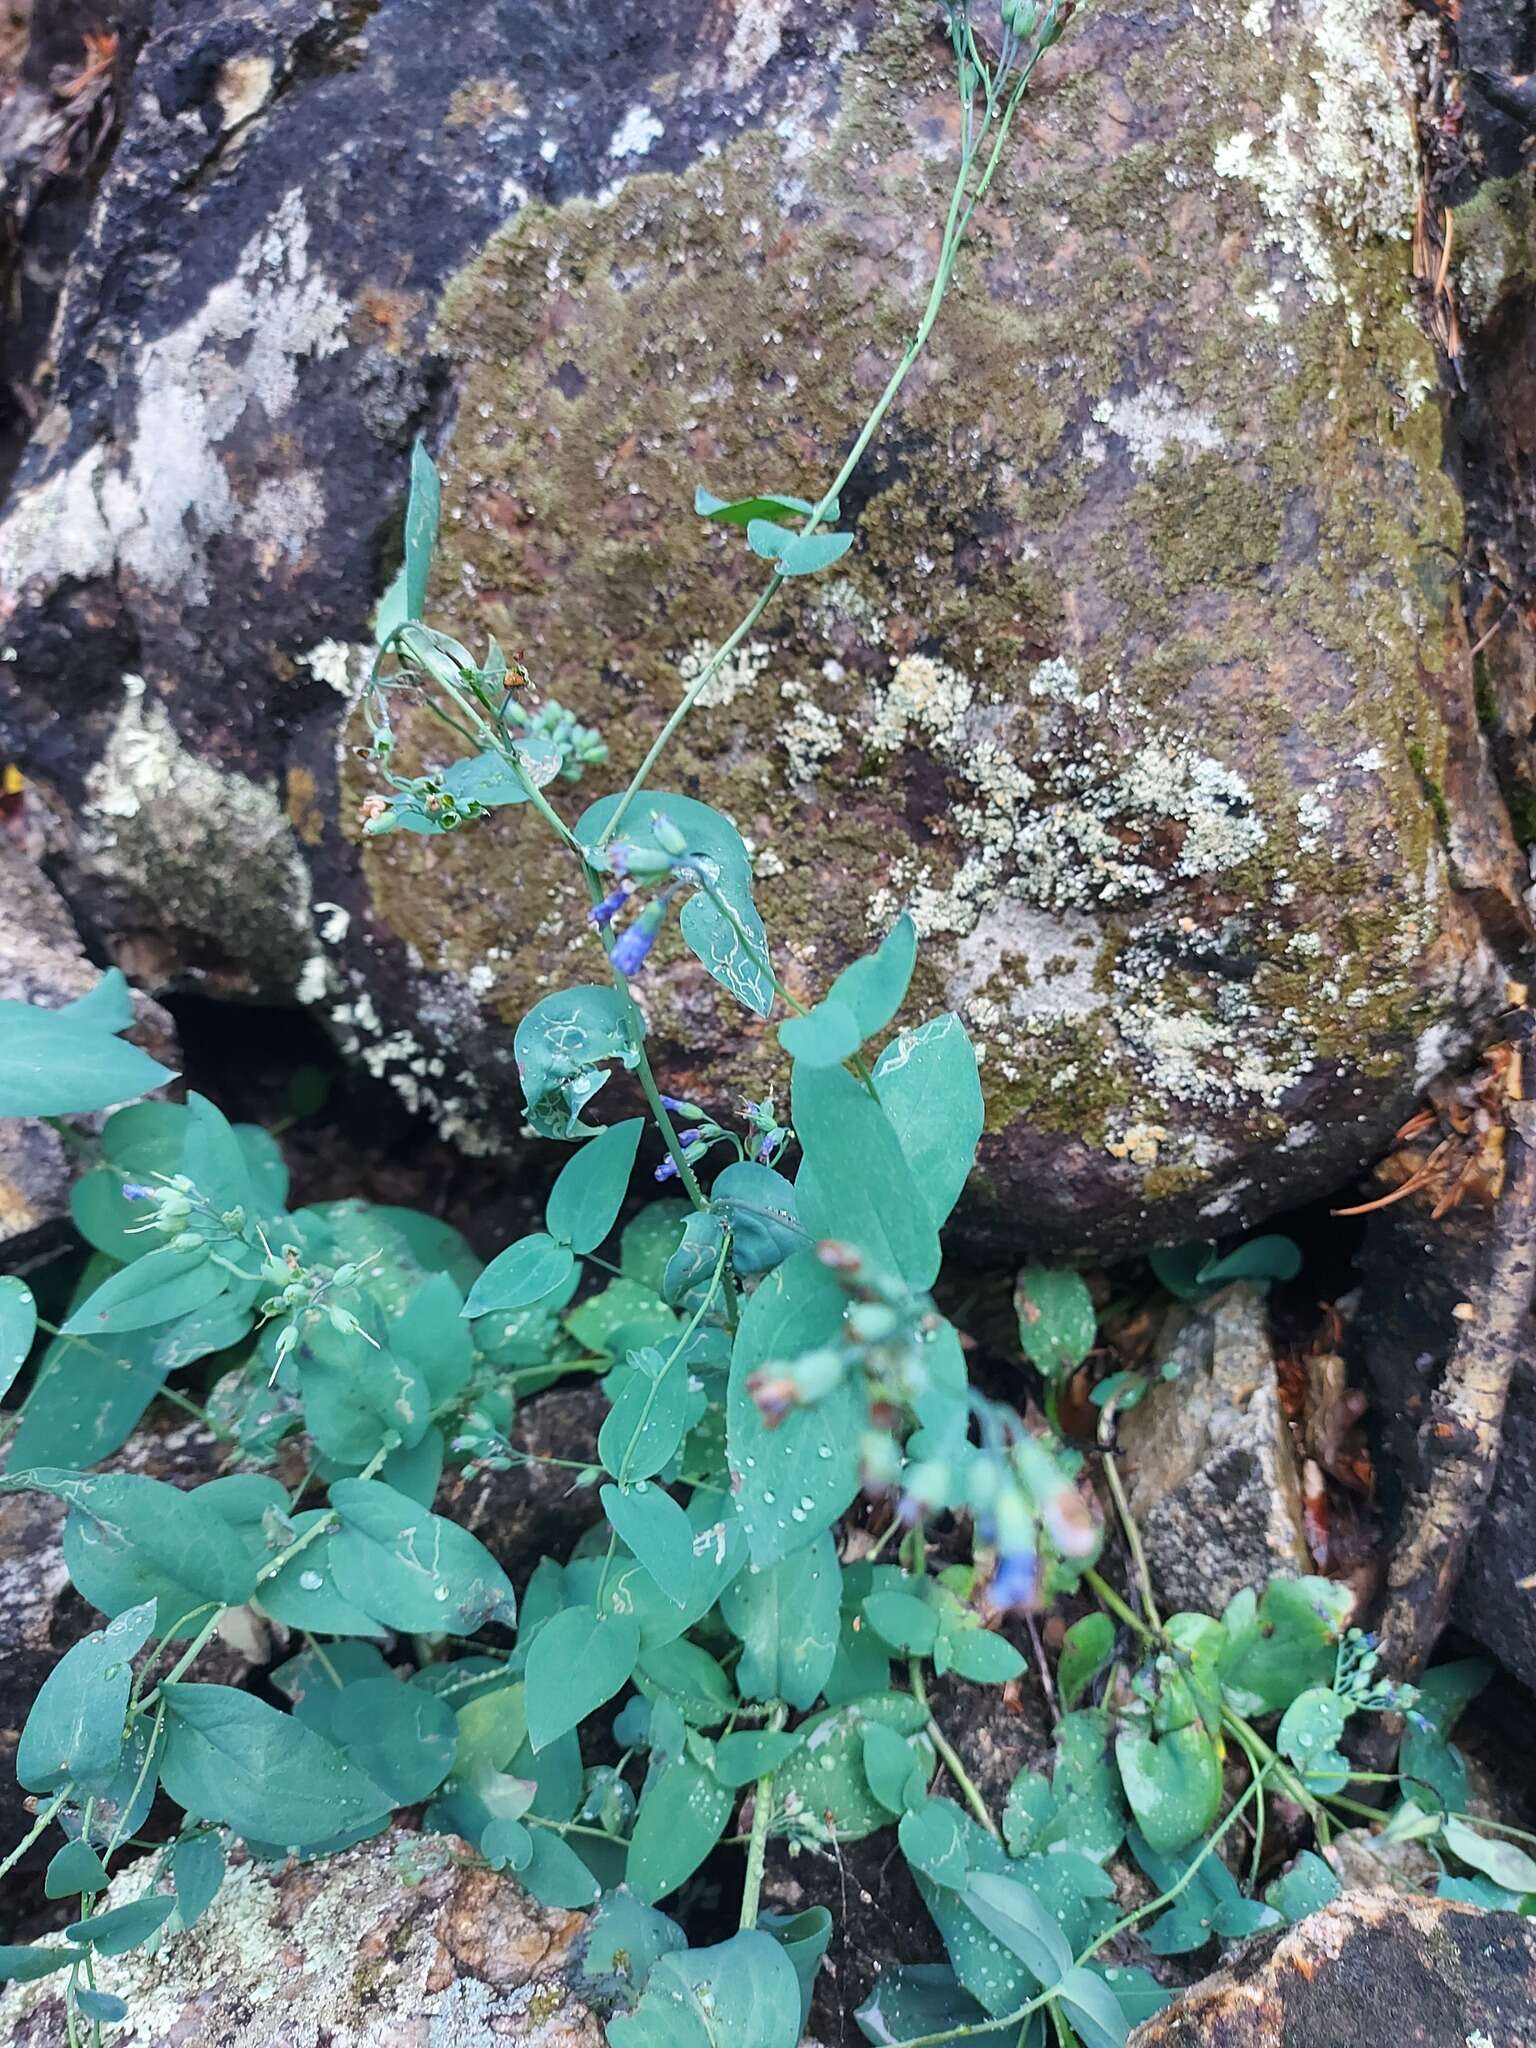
120 1183 154 1203
989 1550 1038 1611
587 885 628 929
611 901 666 977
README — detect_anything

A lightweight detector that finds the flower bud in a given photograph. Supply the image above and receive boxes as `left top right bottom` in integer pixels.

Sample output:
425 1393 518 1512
331 1263 359 1289
168 1231 204 1254
650 810 689 856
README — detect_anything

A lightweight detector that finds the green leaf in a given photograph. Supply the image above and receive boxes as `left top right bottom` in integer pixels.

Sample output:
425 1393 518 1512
525 1604 641 1752
759 1904 832 2035
941 1624 1027 1685
599 1344 691 1482
61 1244 229 1338
296 1319 431 1467
64 1894 175 1956
855 1965 1023 2046
74 1986 130 2025
170 1831 226 1929
746 515 798 559
9 1300 173 1470
663 1209 728 1309
1276 1686 1352 1793
621 1203 691 1291
0 1276 37 1400
1197 1235 1302 1290
603 1482 696 1606
608 1928 802 2048
578 792 774 1017
777 529 855 575
1217 1577 1353 1716
864 1587 939 1656
720 1531 841 1710
962 1870 1072 1985
872 1013 983 1232
0 972 175 1116
328 1479 518 1634
710 1162 804 1276
519 1828 602 1908
793 1063 940 1288
0 1943 78 1984
1442 1815 1536 1893
17 1598 157 1794
0 1468 254 1630
402 437 441 623
1059 1613 1116 1711
1401 1658 1490 1813
255 1514 386 1638
44 1839 108 1900
776 1695 931 1839
182 1092 256 1213
546 1119 645 1252
726 1250 863 1566
900 1798 972 1891
462 1233 577 1318
515 984 642 1140
1263 1849 1340 1922
827 914 918 1039
1054 1965 1130 2048
636 1639 736 1727
1014 1267 1097 1383
391 1271 474 1407
159 1684 392 1847
715 1729 804 1788
780 998 863 1068
575 1887 687 2010
330 1677 457 1804
1114 1724 1223 1854
862 1721 928 1815
694 487 832 527
624 1762 734 1907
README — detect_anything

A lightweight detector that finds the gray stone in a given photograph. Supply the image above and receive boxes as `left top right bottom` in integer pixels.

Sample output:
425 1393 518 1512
0 0 1524 1250
1116 1284 1313 1617
0 1825 602 2045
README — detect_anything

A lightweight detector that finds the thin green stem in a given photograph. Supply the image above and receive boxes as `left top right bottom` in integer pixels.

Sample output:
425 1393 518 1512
910 1660 998 1839
1100 1451 1160 1630
1084 1568 1153 1641
0 1789 70 1881
740 1704 787 1929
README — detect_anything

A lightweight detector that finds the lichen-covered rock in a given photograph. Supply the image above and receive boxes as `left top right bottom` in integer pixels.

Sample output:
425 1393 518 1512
0 0 1525 1248
0 1826 602 2045
1116 1284 1313 1615
0 835 177 1253
1128 1890 1536 2046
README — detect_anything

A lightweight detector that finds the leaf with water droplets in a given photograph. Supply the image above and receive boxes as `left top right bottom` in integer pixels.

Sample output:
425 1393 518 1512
16 1598 158 1794
719 1532 840 1710
327 1479 517 1637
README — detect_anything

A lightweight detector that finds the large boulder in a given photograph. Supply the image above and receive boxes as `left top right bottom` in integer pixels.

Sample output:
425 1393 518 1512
1128 1890 1536 2046
0 1825 602 2045
0 0 1525 1249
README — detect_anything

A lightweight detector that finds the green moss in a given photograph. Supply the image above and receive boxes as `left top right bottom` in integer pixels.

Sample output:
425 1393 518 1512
346 0 1482 1187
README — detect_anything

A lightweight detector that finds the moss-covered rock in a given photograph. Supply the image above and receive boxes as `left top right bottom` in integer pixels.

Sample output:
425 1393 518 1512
0 0 1524 1249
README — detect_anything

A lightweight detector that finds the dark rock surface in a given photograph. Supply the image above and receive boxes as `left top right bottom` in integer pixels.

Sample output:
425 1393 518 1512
1129 1889 1536 2046
0 0 1525 1251
1355 1176 1536 1692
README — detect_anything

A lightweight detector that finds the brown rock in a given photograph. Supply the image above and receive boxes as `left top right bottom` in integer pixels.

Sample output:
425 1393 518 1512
1129 1890 1536 2046
0 1825 603 2045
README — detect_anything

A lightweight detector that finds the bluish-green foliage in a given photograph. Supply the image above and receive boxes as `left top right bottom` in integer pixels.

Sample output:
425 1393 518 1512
0 6 1527 2042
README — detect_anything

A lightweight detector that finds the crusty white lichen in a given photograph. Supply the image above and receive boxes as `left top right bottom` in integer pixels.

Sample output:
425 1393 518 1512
0 190 346 604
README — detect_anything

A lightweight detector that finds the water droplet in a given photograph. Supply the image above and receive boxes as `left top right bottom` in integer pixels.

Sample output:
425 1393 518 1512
298 1570 323 1592
434 1584 451 1602
762 1490 775 1504
798 1496 814 1512
817 1445 832 1459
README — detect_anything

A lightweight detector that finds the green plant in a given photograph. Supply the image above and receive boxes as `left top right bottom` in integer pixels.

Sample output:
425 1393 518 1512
1 8 1528 2046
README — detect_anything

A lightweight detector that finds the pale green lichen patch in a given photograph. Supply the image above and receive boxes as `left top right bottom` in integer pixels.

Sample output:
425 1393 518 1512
358 0 1497 1207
